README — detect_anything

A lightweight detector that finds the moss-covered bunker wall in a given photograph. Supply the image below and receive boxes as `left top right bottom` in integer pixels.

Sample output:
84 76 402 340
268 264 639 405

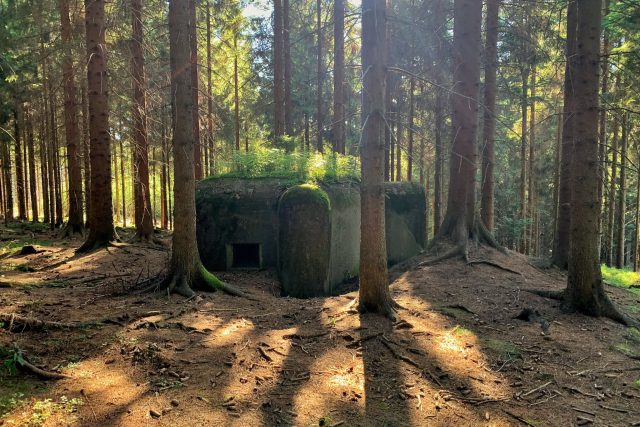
196 178 425 298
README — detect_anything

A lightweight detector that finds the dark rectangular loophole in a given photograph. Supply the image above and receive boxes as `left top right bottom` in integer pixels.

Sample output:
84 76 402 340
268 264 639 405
232 243 261 269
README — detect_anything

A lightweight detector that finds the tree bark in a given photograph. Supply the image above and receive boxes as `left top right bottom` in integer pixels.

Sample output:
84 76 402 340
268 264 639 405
131 0 154 240
316 0 324 153
25 107 38 222
166 0 245 298
480 0 498 231
161 104 168 230
528 64 536 255
564 0 632 325
234 31 241 151
79 0 115 251
431 0 499 257
407 77 414 181
273 0 285 138
552 0 577 269
359 0 394 316
14 105 26 221
598 0 610 261
59 0 84 233
519 65 529 253
119 132 126 228
616 113 628 268
432 0 446 236
81 85 90 227
283 0 293 136
206 1 215 175
333 0 345 154
2 129 13 221
607 101 619 267
189 0 202 180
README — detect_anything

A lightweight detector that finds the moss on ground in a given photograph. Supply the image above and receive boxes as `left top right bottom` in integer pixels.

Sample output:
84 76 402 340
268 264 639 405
601 265 640 296
482 338 522 359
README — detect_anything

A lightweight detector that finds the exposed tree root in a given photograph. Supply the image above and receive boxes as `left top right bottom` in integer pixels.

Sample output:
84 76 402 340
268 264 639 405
523 289 640 328
58 223 85 239
468 259 522 275
419 245 463 267
20 358 69 380
0 313 80 331
150 263 254 300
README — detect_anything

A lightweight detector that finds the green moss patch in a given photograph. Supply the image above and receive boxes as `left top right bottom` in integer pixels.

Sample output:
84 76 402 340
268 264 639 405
482 338 522 359
281 184 331 210
601 265 640 295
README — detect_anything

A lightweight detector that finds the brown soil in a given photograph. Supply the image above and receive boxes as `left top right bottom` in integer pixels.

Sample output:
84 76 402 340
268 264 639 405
1 227 639 426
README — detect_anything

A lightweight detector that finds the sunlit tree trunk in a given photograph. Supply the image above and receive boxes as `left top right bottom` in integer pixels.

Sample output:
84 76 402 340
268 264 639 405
616 113 628 268
25 108 38 222
333 0 345 153
78 0 115 250
81 85 90 227
14 106 26 221
407 77 414 181
59 0 84 233
273 0 285 138
528 64 536 254
316 0 324 153
283 0 293 136
189 0 202 180
552 0 577 269
359 0 394 316
206 1 214 175
234 31 241 151
131 0 154 239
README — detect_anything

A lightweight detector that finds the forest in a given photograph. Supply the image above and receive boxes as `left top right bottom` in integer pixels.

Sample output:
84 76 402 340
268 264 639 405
1 0 640 425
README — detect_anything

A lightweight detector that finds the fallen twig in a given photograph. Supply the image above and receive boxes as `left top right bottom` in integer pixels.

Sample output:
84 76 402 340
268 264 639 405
467 259 522 275
520 381 552 398
502 409 538 427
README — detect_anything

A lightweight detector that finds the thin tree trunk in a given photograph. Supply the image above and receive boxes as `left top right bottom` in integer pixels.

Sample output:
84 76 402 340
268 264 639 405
359 0 394 316
616 113 628 269
634 145 640 271
598 0 610 260
384 13 392 181
78 0 115 251
552 107 561 257
333 0 345 153
273 0 285 138
234 31 241 151
552 0 577 269
114 144 120 225
2 131 13 221
206 1 214 175
189 0 202 180
528 64 536 254
26 108 38 222
432 0 446 237
161 104 168 230
131 0 154 239
283 0 293 136
59 0 84 233
519 65 529 253
120 135 126 228
607 102 619 267
480 0 498 231
407 77 414 181
81 85 90 227
14 106 26 221
39 104 50 225
316 0 323 153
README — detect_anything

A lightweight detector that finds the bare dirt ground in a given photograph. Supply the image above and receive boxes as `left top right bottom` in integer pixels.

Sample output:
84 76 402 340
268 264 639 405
1 224 639 427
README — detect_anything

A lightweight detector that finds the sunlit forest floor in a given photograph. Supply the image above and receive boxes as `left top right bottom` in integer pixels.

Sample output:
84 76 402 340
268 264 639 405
1 224 639 426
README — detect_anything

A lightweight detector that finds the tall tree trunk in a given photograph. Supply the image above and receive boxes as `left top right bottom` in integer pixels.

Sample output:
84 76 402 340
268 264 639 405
206 1 215 175
333 0 345 154
161 104 168 230
616 113 628 269
552 107 562 257
598 0 610 260
131 0 154 240
359 0 394 316
607 104 619 266
234 32 241 151
316 0 324 153
283 0 293 136
113 144 120 225
81 85 90 227
165 0 245 297
407 77 414 181
14 106 26 221
52 115 63 227
26 108 38 222
383 12 392 181
304 112 310 150
480 0 498 231
189 0 202 180
120 135 126 228
22 123 29 220
519 65 529 253
528 64 536 255
564 0 632 325
2 132 13 221
432 0 446 236
59 0 84 233
431 0 500 257
79 0 115 251
39 103 50 224
47 90 56 229
634 148 640 272
552 0 577 269
273 0 285 138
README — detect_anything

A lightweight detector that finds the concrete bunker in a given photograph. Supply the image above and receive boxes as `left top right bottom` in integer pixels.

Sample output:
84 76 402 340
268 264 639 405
196 177 425 298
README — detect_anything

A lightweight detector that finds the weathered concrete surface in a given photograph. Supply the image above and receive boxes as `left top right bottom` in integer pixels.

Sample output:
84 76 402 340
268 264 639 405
195 178 425 298
196 177 292 271
278 184 332 298
384 182 426 265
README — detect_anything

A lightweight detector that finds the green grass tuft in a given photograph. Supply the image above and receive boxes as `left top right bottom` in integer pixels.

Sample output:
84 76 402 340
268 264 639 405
482 338 522 359
634 379 640 390
601 265 640 295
